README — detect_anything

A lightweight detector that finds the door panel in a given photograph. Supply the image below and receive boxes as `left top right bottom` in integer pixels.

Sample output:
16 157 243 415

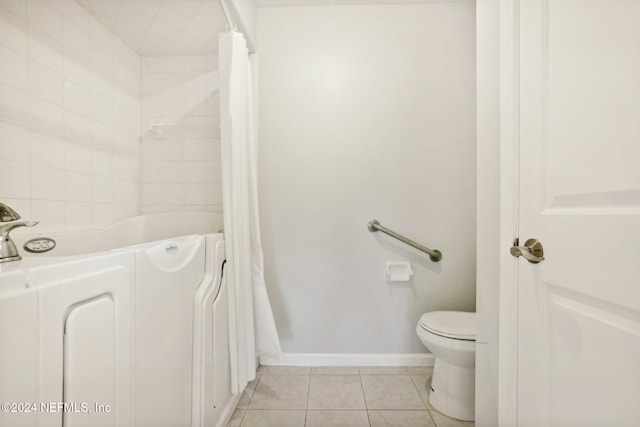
517 1 640 425
64 296 116 427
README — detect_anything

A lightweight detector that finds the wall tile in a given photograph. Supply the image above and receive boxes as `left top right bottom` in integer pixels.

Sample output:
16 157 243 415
0 83 29 127
0 6 27 56
65 141 92 173
62 0 90 30
0 0 27 19
27 0 62 42
141 160 161 183
64 200 92 230
29 61 64 104
62 15 90 59
0 0 141 233
31 165 65 200
205 182 222 204
64 78 91 116
204 138 220 160
140 54 220 214
0 159 29 198
91 92 112 125
65 170 91 201
205 160 221 182
91 175 112 203
184 182 205 204
0 120 30 162
141 72 162 95
28 24 63 73
184 56 206 72
184 139 206 161
29 95 65 137
141 57 163 72
162 161 183 183
91 149 112 178
63 109 92 143
183 161 205 183
63 47 91 88
141 183 161 205
162 139 183 161
31 199 65 232
162 183 184 205
30 130 65 168
91 201 112 228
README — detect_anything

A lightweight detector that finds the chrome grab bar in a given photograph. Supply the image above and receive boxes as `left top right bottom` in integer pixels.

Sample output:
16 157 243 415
367 219 442 262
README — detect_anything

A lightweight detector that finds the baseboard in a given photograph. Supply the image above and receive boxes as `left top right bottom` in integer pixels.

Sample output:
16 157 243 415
259 353 435 367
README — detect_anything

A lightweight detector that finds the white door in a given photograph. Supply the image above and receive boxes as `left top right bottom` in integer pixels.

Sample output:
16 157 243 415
515 1 640 426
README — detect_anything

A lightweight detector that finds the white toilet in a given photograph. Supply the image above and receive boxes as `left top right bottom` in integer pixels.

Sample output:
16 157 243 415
416 311 476 421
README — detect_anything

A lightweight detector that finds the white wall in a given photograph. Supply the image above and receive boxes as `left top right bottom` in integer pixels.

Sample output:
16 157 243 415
475 0 499 425
0 0 140 233
140 56 222 214
256 3 476 354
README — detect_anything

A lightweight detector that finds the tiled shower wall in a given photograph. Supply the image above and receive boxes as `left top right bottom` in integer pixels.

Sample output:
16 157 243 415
0 0 141 232
140 56 222 214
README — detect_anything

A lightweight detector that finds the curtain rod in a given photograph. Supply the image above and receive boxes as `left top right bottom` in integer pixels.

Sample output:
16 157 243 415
218 0 238 31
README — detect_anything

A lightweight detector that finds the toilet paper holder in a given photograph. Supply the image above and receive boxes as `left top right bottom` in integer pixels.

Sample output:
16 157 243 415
385 261 413 281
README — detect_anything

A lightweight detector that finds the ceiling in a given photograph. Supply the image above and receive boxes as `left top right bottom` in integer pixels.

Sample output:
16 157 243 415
255 0 469 6
77 0 228 56
76 0 465 56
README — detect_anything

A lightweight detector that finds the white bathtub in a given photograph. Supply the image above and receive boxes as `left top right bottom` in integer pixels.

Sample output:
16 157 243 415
0 213 237 427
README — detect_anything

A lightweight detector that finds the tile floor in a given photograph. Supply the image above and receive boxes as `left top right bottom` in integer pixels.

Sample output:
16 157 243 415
227 366 474 427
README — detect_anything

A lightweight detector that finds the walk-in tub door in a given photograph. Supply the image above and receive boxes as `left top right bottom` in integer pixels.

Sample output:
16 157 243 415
212 264 231 412
0 283 38 427
191 235 234 427
135 235 206 427
64 296 115 427
35 254 134 427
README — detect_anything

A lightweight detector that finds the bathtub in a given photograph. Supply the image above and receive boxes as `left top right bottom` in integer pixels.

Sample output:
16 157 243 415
0 212 238 427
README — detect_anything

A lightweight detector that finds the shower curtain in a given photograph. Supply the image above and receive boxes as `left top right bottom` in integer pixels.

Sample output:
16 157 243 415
219 31 283 394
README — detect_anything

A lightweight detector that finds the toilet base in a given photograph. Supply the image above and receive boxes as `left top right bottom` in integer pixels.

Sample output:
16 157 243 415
429 357 475 421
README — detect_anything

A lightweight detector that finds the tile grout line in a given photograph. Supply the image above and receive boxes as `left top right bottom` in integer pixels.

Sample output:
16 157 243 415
408 370 440 427
238 373 262 426
358 368 373 427
304 371 311 426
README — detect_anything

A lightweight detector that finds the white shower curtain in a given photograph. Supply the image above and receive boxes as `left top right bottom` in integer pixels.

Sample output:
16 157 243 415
219 31 283 394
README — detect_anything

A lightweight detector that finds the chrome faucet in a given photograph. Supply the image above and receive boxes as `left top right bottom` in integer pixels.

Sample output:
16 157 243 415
0 203 38 263
0 202 21 222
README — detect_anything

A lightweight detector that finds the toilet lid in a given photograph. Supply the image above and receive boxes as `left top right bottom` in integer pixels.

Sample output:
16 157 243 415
419 311 476 340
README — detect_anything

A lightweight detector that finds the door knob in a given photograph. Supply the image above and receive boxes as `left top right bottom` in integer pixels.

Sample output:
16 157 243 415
510 238 545 263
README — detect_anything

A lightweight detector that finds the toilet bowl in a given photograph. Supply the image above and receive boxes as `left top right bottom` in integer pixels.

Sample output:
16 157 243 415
416 311 476 421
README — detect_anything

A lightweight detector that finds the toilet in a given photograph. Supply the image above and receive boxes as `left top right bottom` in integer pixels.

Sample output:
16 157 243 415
416 311 476 421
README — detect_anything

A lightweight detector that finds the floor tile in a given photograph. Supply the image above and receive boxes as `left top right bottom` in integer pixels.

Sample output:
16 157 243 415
305 410 370 427
359 366 408 375
227 409 245 427
257 366 311 375
308 375 366 409
241 410 306 427
369 410 436 427
311 366 360 375
429 410 474 427
361 375 425 410
406 366 434 375
237 375 262 409
249 375 310 410
410 374 434 409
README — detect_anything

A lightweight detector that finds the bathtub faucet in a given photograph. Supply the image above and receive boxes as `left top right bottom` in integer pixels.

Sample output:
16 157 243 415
0 203 39 263
0 202 21 222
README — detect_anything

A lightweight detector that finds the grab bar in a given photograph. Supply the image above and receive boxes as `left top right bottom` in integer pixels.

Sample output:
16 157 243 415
367 219 442 262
